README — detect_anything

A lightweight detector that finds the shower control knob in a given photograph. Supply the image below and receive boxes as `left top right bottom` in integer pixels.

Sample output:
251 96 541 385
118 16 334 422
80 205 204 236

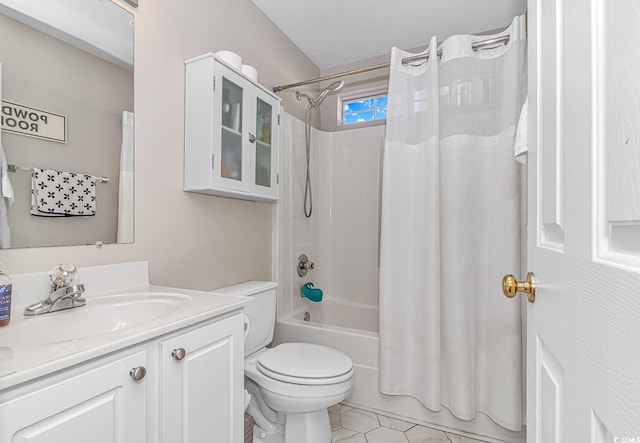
502 272 536 303
297 254 315 277
172 348 187 361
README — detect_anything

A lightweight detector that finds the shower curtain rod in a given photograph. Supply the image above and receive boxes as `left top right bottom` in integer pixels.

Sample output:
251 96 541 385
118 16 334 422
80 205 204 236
272 35 511 93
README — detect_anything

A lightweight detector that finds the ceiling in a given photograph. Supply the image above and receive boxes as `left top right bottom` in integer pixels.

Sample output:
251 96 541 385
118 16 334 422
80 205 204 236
251 0 527 70
0 0 133 70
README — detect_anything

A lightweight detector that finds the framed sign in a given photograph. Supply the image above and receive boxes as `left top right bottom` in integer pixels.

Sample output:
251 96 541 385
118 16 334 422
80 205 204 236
1 100 67 143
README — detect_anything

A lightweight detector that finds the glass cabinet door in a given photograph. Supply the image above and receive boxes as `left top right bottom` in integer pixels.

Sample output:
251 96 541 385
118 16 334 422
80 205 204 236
255 97 272 188
220 77 243 181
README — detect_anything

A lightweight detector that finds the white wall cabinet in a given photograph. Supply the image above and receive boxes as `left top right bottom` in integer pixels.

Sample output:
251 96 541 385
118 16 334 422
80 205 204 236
0 312 244 443
184 53 280 202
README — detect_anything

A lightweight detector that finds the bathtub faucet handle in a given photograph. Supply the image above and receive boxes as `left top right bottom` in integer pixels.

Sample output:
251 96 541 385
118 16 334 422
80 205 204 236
297 254 315 277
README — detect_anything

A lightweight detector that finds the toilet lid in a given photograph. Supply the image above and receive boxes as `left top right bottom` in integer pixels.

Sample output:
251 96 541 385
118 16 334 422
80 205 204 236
257 343 353 383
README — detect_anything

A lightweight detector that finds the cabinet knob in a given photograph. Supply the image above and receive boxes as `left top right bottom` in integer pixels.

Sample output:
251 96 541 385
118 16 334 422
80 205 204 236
172 348 187 361
249 133 256 144
129 366 146 381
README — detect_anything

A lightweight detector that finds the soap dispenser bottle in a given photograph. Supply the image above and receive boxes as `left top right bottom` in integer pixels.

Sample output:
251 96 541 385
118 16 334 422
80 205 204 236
0 265 12 327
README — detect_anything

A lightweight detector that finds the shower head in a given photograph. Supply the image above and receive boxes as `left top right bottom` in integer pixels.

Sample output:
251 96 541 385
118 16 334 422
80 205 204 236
314 80 344 107
296 80 345 109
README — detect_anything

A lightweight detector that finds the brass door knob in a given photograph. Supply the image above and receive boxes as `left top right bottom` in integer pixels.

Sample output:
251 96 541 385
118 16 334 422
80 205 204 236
502 272 536 303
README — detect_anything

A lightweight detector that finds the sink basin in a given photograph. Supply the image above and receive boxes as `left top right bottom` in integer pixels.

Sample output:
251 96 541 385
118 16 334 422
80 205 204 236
0 292 190 348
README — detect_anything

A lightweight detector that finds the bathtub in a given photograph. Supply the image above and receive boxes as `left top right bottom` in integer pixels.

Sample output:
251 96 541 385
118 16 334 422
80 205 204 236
292 300 378 333
273 299 525 443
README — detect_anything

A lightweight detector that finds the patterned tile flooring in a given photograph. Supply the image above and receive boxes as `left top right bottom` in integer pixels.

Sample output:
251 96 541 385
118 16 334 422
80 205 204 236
329 404 489 443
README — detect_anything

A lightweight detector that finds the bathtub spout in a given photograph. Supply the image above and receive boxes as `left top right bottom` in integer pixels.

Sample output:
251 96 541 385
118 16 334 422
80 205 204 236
301 282 323 302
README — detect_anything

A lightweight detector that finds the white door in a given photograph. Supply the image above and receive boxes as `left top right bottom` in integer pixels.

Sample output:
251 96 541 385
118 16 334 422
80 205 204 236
526 0 640 440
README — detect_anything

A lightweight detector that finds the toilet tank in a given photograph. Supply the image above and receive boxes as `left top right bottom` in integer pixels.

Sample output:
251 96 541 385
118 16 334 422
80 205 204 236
213 281 278 357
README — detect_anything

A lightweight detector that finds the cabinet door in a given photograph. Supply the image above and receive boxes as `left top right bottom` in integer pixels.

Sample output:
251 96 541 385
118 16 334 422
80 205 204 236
251 90 279 199
213 63 251 193
0 351 147 443
160 313 244 443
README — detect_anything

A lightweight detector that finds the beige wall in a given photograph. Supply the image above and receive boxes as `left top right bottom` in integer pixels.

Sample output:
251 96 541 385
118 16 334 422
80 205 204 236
1 14 133 248
0 0 319 290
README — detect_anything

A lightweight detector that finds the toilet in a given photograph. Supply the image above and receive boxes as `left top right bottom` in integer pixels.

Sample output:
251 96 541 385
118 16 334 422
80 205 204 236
215 281 354 443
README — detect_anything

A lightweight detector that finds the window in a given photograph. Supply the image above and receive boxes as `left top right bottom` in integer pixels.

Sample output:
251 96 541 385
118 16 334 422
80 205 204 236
342 94 388 125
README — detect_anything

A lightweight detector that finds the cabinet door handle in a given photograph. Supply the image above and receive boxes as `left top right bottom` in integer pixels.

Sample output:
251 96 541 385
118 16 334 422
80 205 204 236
172 348 187 361
129 366 146 381
249 133 256 144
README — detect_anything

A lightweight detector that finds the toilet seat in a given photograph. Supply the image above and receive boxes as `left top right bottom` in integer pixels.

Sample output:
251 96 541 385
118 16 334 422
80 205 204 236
257 343 353 385
245 353 355 410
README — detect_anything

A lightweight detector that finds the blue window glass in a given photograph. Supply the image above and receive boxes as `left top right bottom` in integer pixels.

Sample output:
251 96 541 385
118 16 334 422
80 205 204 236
344 110 375 124
343 94 388 125
375 96 388 107
344 99 374 112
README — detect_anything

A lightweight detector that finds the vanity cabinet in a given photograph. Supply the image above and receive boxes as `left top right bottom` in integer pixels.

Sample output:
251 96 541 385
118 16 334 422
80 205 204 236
160 313 244 443
0 350 147 442
0 312 244 443
184 53 280 202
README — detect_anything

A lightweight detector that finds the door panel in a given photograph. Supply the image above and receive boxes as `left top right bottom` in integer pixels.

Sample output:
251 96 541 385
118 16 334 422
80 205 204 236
529 0 640 439
594 0 640 268
537 338 562 443
538 0 565 250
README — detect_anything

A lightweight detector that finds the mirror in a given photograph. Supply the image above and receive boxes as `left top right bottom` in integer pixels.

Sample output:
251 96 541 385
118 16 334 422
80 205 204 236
0 0 134 248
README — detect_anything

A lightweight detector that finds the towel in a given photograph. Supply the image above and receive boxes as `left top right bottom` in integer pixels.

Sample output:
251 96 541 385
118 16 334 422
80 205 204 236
0 144 14 248
514 97 528 164
31 168 97 217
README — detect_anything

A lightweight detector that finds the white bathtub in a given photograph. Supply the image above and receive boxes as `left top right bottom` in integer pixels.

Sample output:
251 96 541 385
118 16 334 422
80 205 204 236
274 299 525 443
293 300 378 333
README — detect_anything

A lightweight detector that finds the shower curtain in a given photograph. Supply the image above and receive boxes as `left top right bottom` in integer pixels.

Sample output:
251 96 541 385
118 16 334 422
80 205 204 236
117 111 134 243
379 16 526 431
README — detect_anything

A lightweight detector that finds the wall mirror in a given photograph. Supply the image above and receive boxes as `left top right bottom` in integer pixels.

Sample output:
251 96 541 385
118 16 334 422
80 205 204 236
0 0 134 248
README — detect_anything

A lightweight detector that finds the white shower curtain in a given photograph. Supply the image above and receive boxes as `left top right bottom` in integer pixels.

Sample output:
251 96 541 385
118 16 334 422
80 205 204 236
117 111 134 243
379 16 527 431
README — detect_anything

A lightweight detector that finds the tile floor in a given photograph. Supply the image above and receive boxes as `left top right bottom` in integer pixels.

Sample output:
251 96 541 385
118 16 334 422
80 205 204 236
328 404 489 443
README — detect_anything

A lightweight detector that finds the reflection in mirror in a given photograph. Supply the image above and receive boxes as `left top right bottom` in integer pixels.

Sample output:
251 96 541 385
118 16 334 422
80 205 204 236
0 0 134 248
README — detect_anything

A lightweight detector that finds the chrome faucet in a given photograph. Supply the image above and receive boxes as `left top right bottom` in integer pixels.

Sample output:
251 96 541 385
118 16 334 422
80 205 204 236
24 264 86 316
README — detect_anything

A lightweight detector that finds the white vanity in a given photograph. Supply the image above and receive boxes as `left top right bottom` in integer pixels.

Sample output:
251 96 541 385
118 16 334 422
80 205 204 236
0 262 249 443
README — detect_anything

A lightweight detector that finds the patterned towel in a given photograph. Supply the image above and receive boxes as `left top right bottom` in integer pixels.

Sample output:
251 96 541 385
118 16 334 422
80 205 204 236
31 168 97 216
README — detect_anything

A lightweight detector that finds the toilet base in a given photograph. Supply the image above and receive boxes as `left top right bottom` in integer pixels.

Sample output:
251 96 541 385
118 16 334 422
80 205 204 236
252 424 282 443
284 410 331 443
251 409 331 443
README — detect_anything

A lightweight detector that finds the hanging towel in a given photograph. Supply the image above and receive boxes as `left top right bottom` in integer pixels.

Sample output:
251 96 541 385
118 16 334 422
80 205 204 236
117 111 134 243
0 144 14 248
31 168 97 217
514 96 528 164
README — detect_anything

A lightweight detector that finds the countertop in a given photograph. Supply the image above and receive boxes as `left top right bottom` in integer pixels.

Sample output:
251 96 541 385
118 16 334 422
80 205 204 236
0 284 249 391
